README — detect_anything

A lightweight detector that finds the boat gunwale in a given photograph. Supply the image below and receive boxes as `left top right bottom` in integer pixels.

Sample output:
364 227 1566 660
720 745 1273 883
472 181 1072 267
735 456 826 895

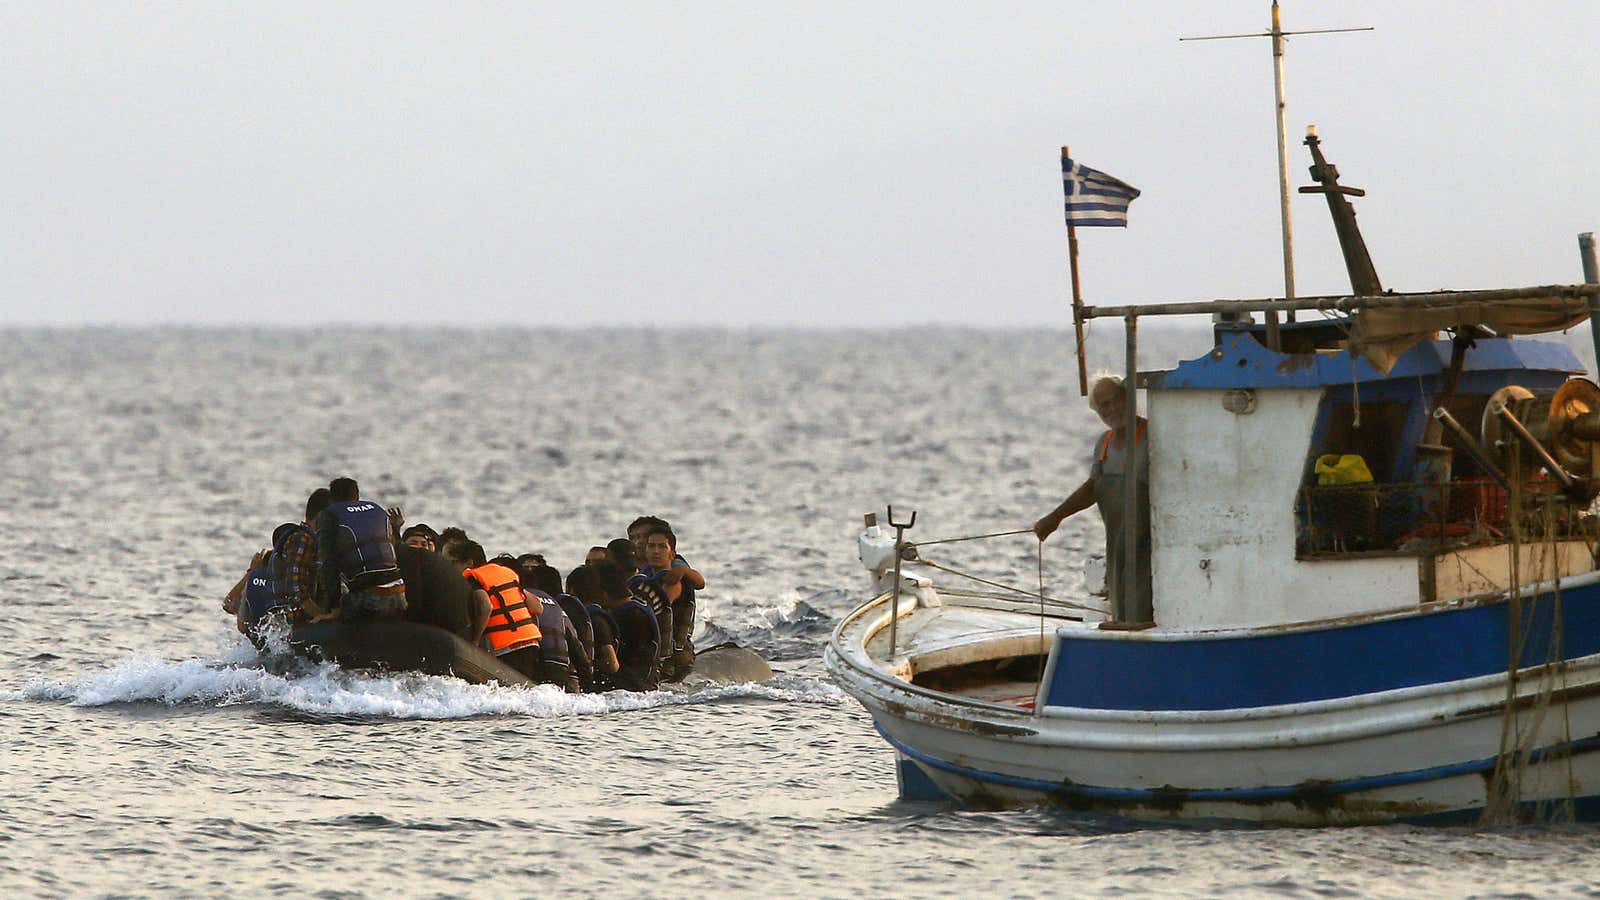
828 569 1600 731
841 647 1600 750
872 719 1600 821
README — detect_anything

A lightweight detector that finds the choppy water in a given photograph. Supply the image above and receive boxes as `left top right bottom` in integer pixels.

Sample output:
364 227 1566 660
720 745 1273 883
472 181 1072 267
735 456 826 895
4 326 1599 897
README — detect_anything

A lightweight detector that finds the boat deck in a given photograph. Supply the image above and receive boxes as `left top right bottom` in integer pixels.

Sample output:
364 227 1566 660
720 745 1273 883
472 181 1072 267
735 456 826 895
948 680 1039 708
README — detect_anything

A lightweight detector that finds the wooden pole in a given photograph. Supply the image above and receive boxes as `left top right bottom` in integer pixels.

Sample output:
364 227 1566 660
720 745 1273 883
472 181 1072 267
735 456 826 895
1079 283 1600 320
1270 0 1296 329
1580 232 1600 377
1122 315 1140 623
1065 146 1089 396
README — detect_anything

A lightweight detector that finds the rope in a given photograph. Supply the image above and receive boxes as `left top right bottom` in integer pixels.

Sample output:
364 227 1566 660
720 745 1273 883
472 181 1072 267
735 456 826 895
1350 352 1362 430
1542 510 1576 822
909 557 1105 614
1484 453 1525 824
906 529 1034 549
1038 538 1048 659
1478 466 1587 823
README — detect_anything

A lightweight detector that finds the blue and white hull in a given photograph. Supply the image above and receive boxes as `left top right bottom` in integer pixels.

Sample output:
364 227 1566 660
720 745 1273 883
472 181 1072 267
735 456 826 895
827 571 1600 824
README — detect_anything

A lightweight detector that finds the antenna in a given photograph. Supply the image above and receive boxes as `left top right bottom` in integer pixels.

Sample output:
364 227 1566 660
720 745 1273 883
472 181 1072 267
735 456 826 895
1182 2 1371 350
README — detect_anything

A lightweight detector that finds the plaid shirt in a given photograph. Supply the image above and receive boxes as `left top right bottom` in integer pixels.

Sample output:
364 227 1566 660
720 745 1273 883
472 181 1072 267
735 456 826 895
276 528 320 612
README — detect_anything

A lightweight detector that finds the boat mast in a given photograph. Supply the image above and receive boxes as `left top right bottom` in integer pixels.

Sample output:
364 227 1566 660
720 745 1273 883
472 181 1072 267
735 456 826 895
1270 1 1294 330
1181 3 1371 351
1299 128 1382 295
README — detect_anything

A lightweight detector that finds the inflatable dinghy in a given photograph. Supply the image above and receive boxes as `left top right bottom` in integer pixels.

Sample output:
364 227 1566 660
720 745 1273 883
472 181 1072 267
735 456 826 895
290 621 533 685
289 622 774 688
676 643 774 686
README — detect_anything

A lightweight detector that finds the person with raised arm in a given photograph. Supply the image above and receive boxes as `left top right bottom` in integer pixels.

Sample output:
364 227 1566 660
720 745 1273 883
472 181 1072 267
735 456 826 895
1033 375 1152 623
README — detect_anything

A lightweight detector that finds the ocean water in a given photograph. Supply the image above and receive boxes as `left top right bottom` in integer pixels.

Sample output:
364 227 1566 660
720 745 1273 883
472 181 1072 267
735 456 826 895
4 326 1600 898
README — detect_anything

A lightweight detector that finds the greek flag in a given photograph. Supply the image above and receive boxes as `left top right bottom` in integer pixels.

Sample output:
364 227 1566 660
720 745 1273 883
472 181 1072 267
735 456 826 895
1062 157 1140 227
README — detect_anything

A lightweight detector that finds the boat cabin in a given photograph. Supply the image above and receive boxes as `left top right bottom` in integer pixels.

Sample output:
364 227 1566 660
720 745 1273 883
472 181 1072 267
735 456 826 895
1142 324 1596 630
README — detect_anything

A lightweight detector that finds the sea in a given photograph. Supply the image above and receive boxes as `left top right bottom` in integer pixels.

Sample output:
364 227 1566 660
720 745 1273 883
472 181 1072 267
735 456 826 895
4 326 1600 898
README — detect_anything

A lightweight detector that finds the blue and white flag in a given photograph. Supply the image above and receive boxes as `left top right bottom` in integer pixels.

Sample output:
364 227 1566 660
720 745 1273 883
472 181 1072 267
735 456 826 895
1062 157 1140 227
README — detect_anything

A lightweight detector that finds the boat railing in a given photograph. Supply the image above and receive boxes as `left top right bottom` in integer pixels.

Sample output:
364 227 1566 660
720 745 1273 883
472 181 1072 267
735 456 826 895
1296 478 1593 558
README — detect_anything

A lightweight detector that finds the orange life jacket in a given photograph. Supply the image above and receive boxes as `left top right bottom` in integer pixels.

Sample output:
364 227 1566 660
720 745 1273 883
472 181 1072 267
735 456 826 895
1097 419 1148 462
465 563 542 654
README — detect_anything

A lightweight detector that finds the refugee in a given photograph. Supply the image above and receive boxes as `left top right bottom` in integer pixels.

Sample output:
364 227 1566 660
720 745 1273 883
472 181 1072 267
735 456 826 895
270 488 331 620
543 566 595 672
436 526 470 561
568 565 620 690
500 554 577 689
594 561 660 691
398 541 488 642
488 553 573 688
315 477 408 620
523 562 594 693
401 524 439 553
224 548 268 616
627 516 668 567
605 538 637 574
626 564 674 674
646 525 704 680
625 517 676 666
1033 375 1152 623
448 540 543 679
586 607 621 691
531 587 575 690
223 548 276 642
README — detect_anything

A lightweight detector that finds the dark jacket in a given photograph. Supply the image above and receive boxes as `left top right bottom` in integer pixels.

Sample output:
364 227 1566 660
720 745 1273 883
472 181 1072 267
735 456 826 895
396 543 475 640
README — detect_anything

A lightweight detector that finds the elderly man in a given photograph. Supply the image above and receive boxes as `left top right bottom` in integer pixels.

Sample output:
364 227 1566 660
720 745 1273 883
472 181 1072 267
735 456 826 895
1033 375 1152 623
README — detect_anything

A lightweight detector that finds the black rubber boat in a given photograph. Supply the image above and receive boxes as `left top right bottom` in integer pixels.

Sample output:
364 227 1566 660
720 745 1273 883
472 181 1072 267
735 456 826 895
288 621 775 687
290 621 533 685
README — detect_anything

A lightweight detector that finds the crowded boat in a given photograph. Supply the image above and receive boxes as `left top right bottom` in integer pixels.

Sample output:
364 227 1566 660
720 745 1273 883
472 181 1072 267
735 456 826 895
220 476 704 692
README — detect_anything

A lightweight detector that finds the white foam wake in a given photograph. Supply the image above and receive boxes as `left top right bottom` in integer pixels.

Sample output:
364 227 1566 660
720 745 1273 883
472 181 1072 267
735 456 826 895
5 644 844 720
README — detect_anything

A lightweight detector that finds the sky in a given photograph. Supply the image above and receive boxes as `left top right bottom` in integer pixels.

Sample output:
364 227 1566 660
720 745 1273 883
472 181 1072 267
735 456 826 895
3 1 1598 328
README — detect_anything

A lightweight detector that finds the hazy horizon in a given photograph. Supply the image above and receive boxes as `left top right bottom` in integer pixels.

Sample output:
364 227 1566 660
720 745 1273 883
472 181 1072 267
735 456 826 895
5 2 1597 328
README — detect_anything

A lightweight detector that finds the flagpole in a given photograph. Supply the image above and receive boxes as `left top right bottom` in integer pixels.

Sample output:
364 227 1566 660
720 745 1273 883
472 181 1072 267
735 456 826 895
1064 146 1089 396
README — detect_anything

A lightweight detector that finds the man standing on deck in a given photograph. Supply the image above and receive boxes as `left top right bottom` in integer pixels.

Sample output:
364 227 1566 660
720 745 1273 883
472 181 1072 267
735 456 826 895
1033 375 1152 623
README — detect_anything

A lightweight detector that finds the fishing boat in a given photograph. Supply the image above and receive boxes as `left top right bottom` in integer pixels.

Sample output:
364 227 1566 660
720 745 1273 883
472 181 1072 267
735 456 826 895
825 113 1600 823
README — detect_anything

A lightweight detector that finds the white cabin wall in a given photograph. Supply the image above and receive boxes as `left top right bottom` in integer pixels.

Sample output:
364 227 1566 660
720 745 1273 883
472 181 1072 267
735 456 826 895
1149 388 1417 629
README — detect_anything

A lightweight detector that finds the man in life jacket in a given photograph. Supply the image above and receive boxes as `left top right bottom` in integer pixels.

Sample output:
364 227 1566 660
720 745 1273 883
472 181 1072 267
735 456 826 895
521 560 593 693
1033 375 1152 624
566 565 621 691
631 524 704 682
627 518 704 672
448 541 542 680
594 561 659 692
223 547 277 644
270 488 332 621
314 477 407 621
